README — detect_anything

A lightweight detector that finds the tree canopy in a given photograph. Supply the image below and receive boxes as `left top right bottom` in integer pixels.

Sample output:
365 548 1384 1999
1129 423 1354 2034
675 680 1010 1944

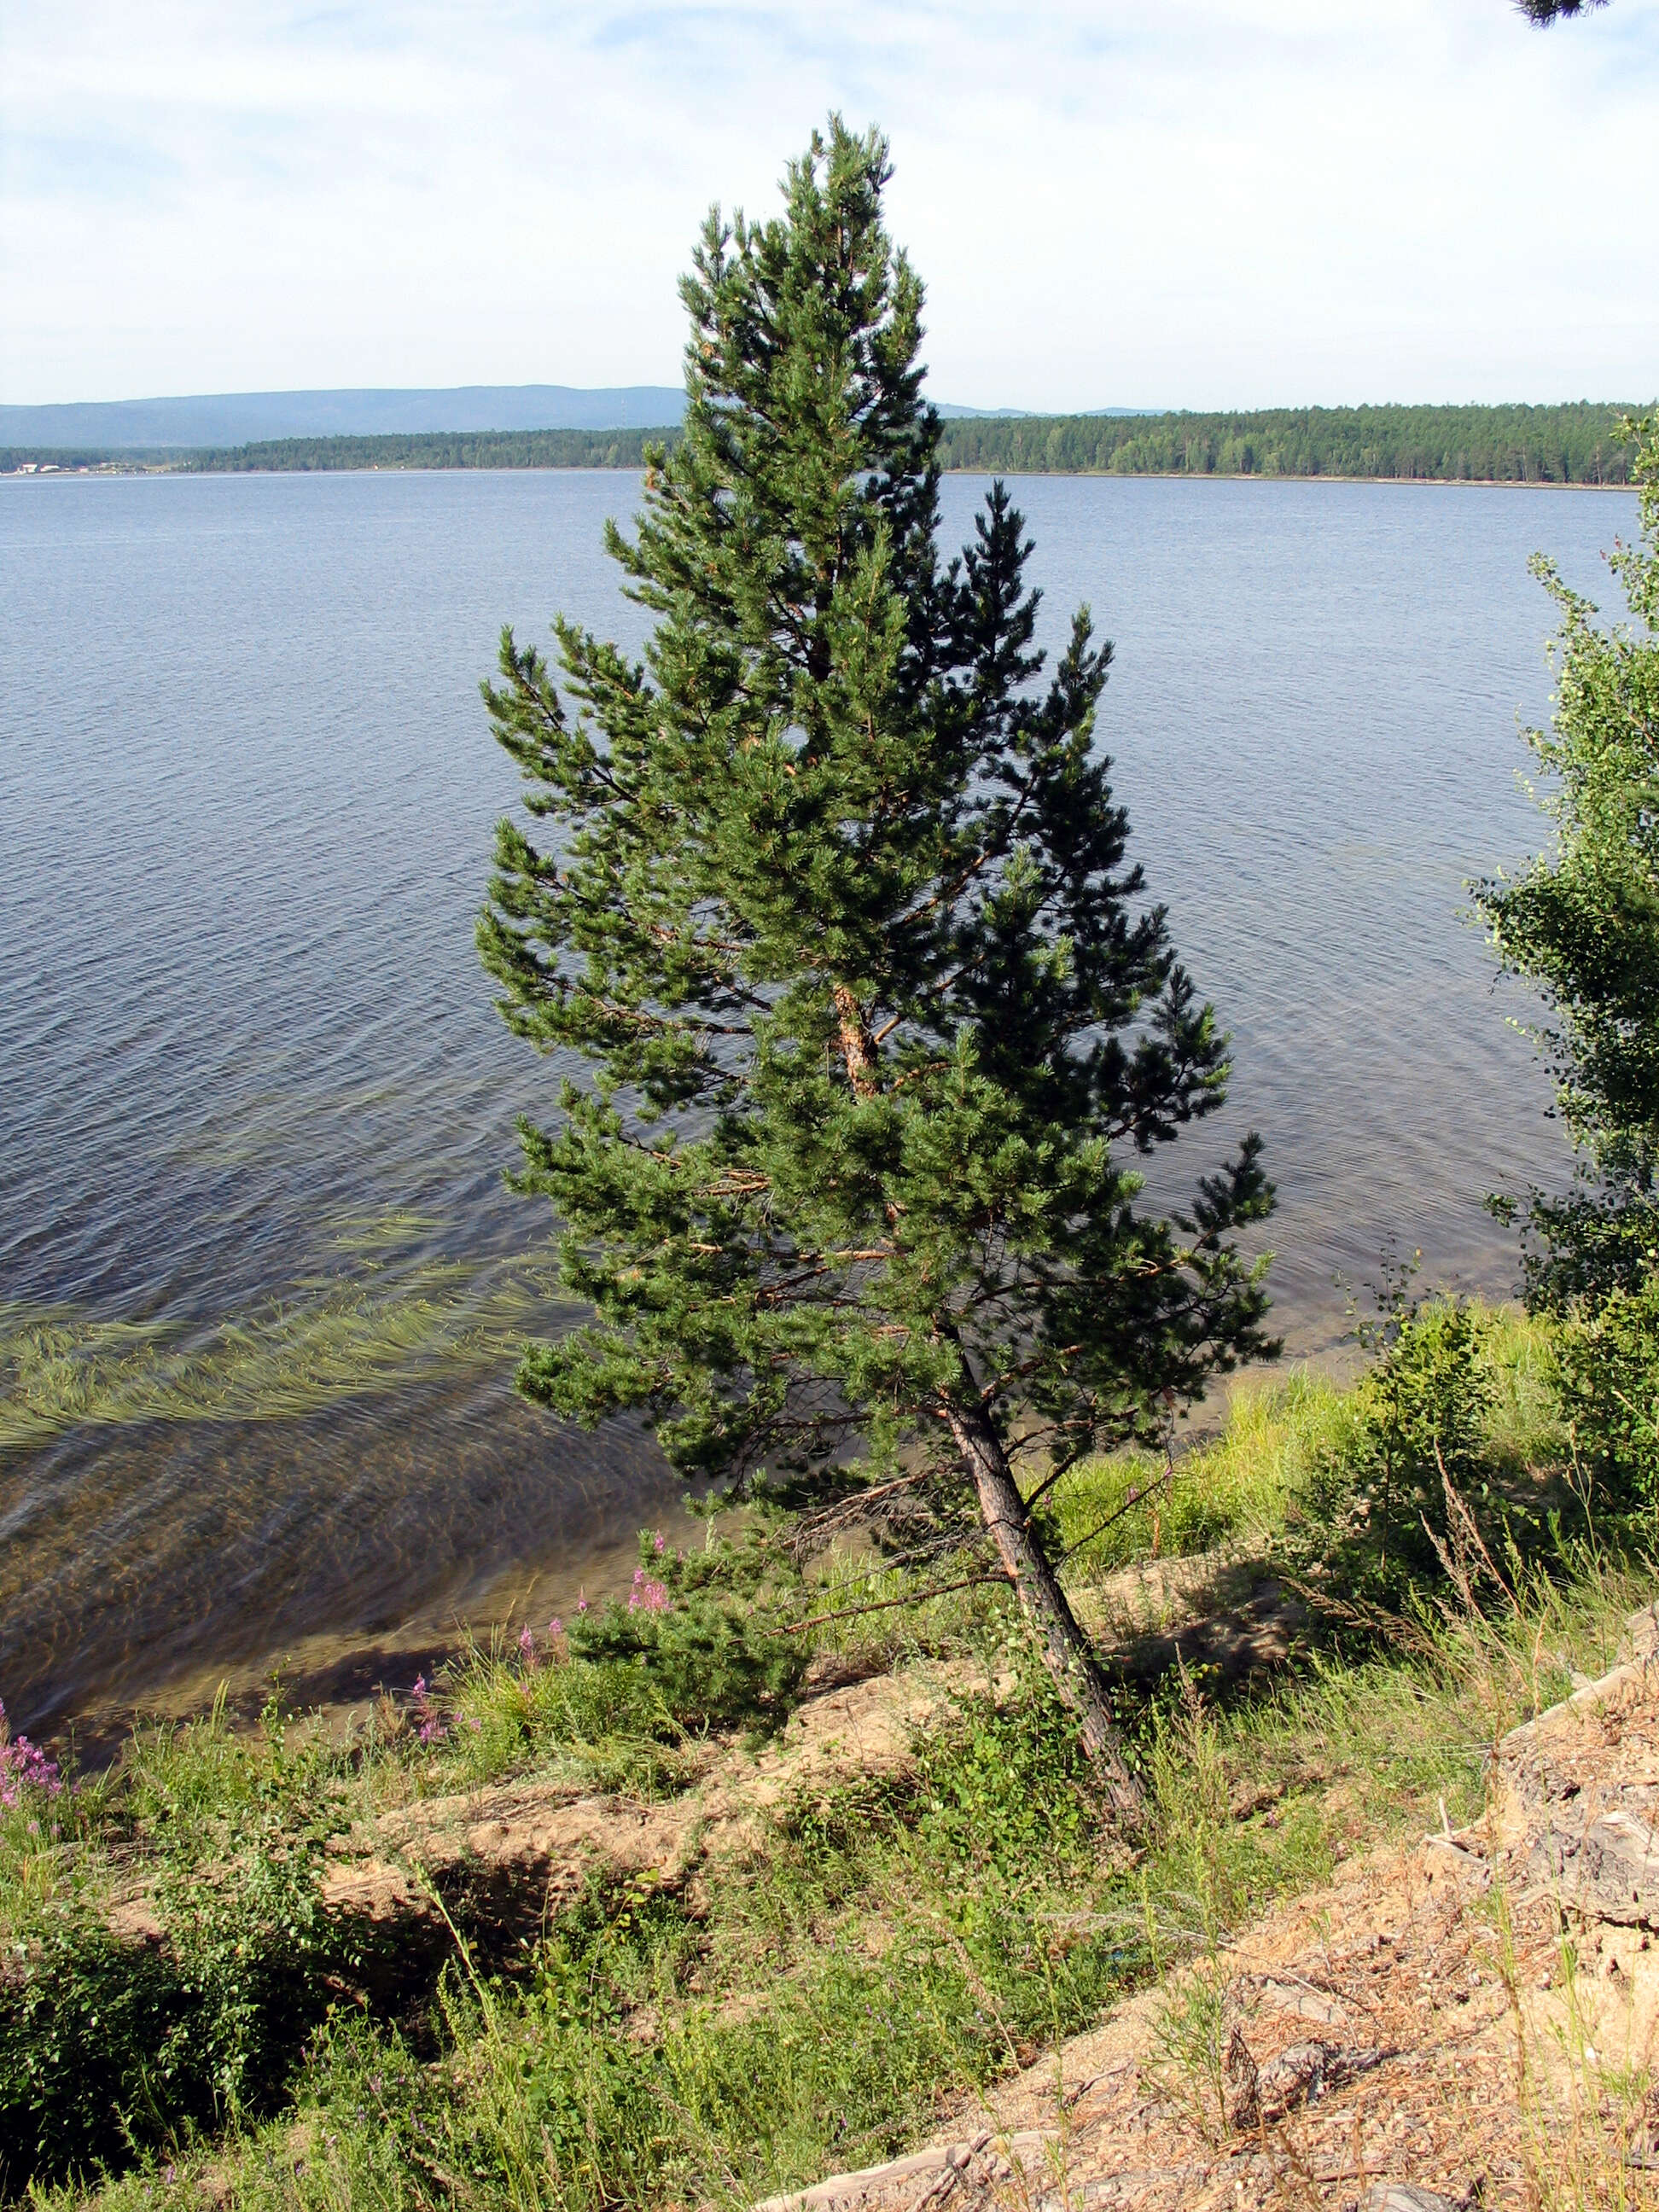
1476 416 1659 1307
479 119 1274 1804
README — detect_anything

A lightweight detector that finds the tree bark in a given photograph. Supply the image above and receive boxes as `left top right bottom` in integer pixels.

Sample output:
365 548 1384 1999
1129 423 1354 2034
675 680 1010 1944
832 982 878 1101
946 1396 1144 1819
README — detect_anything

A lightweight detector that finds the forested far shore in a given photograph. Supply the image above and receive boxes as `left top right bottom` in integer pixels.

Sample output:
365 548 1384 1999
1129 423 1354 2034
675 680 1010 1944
3 401 1649 483
940 399 1644 483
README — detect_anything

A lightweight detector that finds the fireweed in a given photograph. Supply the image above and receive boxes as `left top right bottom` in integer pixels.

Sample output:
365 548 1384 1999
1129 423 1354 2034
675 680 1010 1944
0 1697 62 1809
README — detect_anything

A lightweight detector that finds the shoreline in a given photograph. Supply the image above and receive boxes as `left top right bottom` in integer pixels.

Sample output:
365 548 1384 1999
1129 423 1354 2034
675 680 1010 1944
2 460 1638 490
34 1332 1377 1765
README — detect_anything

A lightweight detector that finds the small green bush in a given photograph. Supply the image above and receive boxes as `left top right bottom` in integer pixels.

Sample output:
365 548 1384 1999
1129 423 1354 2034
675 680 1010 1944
0 1845 351 2192
1556 1271 1659 1518
1271 1296 1540 1606
564 1527 810 1734
0 1703 366 2195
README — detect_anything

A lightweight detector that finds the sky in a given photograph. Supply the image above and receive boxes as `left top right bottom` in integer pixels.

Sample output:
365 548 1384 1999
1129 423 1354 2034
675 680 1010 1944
3 0 1656 412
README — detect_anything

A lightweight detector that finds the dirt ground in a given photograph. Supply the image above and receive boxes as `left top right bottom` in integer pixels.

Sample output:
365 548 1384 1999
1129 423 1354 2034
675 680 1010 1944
747 1610 1659 2212
313 1654 996 1938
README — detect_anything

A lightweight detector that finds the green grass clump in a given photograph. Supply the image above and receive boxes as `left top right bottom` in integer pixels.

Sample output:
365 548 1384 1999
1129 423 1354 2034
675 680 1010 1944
1049 1300 1568 1583
1051 1366 1362 1574
432 1639 702 1797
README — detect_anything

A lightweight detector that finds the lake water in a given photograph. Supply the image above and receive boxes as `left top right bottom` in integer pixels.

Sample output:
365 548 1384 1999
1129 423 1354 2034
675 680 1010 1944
1 469 1636 1738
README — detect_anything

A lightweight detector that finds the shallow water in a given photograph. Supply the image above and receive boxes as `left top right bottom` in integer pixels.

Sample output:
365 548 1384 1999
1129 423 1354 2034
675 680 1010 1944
1 469 1634 1734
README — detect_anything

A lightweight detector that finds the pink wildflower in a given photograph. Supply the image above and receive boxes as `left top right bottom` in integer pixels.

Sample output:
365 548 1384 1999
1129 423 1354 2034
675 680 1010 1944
0 1696 62 1809
410 1675 446 1747
518 1623 537 1666
627 1576 670 1615
575 1591 589 1615
653 1530 666 1555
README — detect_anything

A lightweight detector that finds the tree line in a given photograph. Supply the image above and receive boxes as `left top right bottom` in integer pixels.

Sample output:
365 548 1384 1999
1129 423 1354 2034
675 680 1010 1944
184 428 667 472
4 403 1644 483
938 402 1643 485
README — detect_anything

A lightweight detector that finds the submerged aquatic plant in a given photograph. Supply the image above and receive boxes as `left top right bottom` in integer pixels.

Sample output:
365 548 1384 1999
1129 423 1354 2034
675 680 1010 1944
0 1215 572 1452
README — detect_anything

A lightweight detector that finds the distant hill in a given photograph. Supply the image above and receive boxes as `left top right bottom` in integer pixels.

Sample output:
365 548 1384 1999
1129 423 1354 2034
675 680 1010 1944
0 385 690 450
0 387 1159 450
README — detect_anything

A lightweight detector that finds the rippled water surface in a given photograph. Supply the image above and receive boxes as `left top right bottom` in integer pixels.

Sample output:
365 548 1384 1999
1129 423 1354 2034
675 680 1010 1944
1 469 1635 1733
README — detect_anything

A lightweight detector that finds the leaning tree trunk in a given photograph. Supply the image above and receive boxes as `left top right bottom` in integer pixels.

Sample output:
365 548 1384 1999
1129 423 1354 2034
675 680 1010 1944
946 1398 1144 1819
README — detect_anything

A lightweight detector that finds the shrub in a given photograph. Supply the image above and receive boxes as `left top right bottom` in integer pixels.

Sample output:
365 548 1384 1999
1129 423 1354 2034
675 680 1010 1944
565 1527 810 1734
0 1701 368 2194
1277 1295 1505 1605
0 1843 351 2192
1556 1271 1659 1519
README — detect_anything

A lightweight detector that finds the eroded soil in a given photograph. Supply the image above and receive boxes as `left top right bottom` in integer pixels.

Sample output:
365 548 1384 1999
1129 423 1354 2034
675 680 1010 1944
749 1611 1659 2212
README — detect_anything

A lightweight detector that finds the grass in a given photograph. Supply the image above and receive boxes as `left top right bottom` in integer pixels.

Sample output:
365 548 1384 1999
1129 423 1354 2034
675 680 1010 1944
1 1295 1646 2209
1048 1365 1362 1574
1048 1299 1567 1582
61 1564 1644 2209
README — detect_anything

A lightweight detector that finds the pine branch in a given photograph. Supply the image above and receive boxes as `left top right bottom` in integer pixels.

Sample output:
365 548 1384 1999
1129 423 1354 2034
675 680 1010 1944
772 1569 1011 1637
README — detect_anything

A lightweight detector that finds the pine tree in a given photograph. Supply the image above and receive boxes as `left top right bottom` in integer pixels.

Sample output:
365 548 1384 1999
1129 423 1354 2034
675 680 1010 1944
478 119 1274 1810
1514 0 1607 21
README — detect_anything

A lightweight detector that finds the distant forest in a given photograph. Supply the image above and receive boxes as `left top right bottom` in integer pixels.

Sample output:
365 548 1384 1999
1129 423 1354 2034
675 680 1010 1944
938 402 1642 484
2 404 1646 483
190 428 665 473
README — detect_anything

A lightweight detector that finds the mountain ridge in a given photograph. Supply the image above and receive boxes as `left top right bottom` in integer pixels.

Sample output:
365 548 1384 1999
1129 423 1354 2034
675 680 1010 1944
0 386 1146 449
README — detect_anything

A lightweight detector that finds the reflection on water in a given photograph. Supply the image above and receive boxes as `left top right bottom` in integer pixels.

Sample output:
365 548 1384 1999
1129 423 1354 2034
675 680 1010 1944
0 469 1636 1737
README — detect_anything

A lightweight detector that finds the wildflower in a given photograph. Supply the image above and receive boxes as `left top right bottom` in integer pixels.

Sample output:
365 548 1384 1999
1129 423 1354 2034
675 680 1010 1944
0 1695 62 1808
627 1573 670 1615
575 1591 589 1615
410 1675 446 1747
518 1623 537 1667
653 1529 666 1554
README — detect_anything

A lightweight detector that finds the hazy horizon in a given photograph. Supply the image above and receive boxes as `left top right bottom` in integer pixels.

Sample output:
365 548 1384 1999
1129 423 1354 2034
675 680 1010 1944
4 3 1656 413
0 383 1640 454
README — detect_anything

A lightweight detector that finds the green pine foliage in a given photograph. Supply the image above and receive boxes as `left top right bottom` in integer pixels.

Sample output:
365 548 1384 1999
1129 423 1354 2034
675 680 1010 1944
476 118 1274 1784
1516 0 1609 22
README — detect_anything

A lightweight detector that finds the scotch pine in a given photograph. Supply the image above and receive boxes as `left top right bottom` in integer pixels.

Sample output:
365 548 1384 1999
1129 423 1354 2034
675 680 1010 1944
479 119 1275 1805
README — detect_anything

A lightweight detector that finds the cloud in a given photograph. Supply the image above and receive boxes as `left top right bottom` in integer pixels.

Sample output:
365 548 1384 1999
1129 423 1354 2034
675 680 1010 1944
2 0 1655 406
